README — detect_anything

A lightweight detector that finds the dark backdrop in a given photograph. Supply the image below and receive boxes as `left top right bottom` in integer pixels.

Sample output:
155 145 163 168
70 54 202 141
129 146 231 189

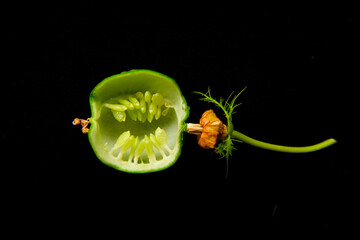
8 3 356 233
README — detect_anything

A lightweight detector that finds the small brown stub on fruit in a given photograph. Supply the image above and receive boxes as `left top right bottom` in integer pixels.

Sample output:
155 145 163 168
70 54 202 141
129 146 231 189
82 127 89 134
72 118 81 125
73 118 90 134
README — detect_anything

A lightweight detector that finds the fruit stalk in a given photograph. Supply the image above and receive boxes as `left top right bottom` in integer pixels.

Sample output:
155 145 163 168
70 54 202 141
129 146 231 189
186 123 337 153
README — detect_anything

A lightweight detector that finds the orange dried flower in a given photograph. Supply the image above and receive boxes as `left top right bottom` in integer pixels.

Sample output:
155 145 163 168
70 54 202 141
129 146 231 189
197 109 227 149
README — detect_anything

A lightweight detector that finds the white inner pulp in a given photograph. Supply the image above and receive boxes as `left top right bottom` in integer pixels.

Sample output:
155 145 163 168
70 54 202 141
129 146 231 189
98 91 179 165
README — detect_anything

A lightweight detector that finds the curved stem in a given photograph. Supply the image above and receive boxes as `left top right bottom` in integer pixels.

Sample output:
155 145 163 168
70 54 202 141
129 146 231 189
231 130 337 153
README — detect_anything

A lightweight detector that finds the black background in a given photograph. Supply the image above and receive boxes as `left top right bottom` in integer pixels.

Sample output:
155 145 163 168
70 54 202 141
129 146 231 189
7 2 356 232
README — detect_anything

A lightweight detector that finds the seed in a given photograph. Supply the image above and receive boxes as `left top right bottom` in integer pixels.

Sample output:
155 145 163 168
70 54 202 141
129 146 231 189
150 133 166 157
118 99 134 110
135 92 144 99
111 110 126 122
155 106 162 120
117 135 135 160
140 98 146 113
134 138 146 163
104 103 127 112
128 97 140 109
128 136 139 162
144 136 156 163
155 127 172 153
155 127 167 146
152 93 164 106
144 91 152 103
149 102 157 116
136 110 146 122
127 110 137 121
147 112 154 123
111 131 131 154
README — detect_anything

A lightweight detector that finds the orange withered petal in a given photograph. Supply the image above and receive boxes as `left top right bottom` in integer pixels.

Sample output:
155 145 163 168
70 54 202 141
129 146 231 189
197 110 227 149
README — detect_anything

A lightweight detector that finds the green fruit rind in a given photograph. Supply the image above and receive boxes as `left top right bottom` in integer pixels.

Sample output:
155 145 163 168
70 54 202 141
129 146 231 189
88 69 189 173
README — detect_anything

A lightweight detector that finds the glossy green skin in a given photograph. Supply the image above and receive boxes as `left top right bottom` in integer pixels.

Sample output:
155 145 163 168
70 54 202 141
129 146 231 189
88 69 189 173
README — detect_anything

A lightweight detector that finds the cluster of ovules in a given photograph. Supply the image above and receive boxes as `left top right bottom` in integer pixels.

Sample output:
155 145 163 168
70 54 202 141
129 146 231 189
104 91 171 123
110 127 172 164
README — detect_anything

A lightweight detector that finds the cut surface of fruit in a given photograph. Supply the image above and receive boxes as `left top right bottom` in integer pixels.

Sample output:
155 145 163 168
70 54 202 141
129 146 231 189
88 70 189 173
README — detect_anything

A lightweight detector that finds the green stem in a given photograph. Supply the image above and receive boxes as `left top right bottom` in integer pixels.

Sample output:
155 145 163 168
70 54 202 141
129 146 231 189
231 130 337 153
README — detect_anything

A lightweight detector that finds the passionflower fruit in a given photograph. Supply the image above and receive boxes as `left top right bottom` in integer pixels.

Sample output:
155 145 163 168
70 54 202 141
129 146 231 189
84 69 189 173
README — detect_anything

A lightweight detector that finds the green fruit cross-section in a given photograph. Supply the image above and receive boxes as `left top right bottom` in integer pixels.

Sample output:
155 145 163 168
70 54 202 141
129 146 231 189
88 70 189 173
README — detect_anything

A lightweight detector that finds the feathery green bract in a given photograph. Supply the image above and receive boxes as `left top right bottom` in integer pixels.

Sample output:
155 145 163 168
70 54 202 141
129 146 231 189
194 86 247 177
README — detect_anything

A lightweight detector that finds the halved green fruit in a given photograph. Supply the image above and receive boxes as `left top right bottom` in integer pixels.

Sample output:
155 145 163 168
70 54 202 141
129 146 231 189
89 69 189 173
